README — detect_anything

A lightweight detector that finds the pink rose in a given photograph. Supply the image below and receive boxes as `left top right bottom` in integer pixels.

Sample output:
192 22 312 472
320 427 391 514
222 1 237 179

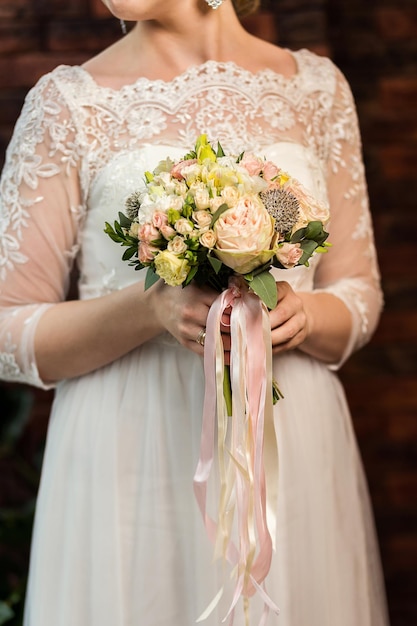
285 180 330 226
213 194 275 274
160 223 176 240
171 159 198 180
138 223 159 243
275 242 303 269
152 211 169 229
138 242 158 263
262 161 279 182
239 152 264 177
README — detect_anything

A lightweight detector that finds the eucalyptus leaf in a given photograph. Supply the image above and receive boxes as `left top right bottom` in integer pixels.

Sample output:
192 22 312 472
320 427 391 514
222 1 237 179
122 246 138 261
304 221 329 245
290 227 307 243
184 264 198 286
144 267 160 290
210 203 229 228
118 212 132 229
299 240 318 265
247 271 277 310
103 223 122 243
208 255 223 274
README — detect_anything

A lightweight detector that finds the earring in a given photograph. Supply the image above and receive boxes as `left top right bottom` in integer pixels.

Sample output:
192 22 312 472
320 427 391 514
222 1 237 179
120 19 127 35
205 0 224 8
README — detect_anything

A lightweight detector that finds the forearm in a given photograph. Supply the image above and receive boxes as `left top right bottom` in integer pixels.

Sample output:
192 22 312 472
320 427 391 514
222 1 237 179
35 282 162 383
298 291 352 364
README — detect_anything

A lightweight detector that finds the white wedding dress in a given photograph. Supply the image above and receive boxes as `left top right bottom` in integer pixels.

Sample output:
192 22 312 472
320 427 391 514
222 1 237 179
0 50 389 625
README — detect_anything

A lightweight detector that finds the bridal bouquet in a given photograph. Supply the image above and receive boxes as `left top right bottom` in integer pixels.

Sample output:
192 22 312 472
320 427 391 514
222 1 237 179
105 135 330 623
104 134 330 311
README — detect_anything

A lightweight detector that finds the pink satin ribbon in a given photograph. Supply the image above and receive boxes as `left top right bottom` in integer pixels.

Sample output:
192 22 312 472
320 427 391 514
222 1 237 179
194 279 279 624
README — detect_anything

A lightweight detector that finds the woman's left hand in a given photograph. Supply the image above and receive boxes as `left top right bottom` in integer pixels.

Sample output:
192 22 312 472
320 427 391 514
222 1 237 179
269 281 310 354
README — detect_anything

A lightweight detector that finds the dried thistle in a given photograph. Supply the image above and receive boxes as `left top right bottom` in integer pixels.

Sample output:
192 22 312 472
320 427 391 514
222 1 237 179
260 188 300 234
125 191 142 220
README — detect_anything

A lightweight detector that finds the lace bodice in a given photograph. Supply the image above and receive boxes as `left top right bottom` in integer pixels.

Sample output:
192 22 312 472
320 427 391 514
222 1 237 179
0 49 382 387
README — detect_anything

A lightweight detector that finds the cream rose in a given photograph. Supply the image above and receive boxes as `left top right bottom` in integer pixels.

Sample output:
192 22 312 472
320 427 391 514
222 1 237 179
194 188 211 210
199 229 217 249
175 218 194 235
221 185 239 208
209 196 226 214
213 194 275 274
193 210 212 229
129 222 140 237
154 250 190 286
167 235 188 255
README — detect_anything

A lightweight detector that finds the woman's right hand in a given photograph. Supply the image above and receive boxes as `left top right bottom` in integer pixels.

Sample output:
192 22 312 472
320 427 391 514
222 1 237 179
149 281 231 359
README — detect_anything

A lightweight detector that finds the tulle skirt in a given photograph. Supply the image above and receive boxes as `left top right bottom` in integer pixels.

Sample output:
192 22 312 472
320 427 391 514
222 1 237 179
24 335 389 625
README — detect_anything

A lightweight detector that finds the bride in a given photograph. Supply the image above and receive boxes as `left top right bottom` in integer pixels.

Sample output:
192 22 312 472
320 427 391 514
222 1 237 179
0 0 389 624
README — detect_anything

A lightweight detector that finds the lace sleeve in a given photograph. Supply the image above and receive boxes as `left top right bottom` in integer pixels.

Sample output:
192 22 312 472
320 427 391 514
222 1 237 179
0 72 83 388
314 67 383 369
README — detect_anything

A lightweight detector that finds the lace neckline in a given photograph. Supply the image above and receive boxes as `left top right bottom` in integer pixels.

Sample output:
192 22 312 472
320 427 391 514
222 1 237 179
76 49 304 95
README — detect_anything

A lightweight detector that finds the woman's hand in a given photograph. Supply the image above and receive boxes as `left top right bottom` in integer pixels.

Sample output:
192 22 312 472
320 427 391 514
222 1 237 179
269 281 353 363
149 281 231 359
270 281 311 354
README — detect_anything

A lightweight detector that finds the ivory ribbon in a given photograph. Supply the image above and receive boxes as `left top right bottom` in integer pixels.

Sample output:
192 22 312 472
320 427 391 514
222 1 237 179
193 279 279 624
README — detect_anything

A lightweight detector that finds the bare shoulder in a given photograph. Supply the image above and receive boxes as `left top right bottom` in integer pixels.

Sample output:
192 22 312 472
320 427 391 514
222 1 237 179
236 35 297 78
81 38 135 89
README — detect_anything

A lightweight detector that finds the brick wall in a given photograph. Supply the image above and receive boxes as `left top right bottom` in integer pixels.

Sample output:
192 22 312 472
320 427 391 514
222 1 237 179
1 1 416 624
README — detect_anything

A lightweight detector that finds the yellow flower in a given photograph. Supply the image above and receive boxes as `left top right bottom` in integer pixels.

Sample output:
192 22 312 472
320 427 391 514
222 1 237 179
154 250 190 286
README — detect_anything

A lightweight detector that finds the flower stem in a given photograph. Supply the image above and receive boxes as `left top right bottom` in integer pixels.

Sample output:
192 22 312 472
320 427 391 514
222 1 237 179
223 364 233 417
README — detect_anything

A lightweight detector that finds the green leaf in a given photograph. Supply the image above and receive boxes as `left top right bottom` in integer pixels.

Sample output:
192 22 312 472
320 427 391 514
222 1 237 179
0 602 14 625
184 264 199 286
210 203 229 227
216 141 225 158
122 246 138 261
247 271 277 310
118 211 132 229
144 266 160 290
298 239 318 265
208 254 223 274
304 221 329 245
104 223 122 243
290 226 307 243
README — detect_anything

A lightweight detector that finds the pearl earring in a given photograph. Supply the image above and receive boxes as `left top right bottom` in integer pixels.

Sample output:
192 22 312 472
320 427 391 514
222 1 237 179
205 0 224 8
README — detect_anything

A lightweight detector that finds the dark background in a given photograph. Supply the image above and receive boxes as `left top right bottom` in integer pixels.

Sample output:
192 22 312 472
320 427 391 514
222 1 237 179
0 0 416 624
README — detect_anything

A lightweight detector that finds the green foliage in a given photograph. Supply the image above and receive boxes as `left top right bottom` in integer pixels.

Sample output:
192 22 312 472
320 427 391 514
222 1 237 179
0 384 42 625
246 271 278 310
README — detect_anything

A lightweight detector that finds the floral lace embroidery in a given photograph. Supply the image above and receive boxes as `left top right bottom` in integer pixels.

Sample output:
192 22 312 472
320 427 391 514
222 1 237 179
0 49 382 386
0 333 21 379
